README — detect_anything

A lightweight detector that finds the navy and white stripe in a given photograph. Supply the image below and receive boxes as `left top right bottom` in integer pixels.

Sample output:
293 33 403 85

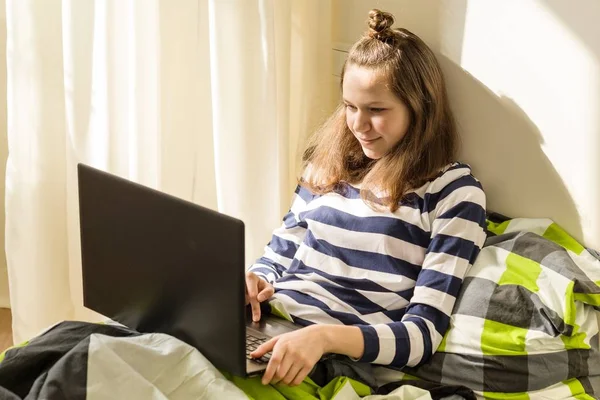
248 162 487 368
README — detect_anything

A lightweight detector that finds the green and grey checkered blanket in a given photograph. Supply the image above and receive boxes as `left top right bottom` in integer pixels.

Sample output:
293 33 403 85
391 217 600 399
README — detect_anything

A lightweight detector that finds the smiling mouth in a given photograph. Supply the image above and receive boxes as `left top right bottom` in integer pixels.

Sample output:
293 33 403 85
358 137 380 144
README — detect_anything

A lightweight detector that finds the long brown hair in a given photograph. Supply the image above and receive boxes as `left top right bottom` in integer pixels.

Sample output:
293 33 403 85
302 9 458 212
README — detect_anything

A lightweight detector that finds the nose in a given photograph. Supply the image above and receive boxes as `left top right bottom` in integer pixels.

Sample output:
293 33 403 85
352 110 370 133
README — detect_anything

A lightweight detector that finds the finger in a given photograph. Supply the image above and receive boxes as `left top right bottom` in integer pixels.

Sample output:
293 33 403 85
257 285 274 302
250 298 261 322
245 274 261 321
291 365 313 387
261 345 284 385
250 336 278 358
281 362 303 386
271 351 295 385
245 273 258 299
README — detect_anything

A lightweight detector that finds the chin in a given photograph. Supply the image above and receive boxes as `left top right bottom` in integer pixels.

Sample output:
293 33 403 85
361 148 383 160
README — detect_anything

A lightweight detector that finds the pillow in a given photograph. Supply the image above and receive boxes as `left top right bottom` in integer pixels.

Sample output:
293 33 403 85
404 218 600 395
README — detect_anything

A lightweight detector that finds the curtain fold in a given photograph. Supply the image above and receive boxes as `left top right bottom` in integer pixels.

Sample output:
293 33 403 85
5 0 332 344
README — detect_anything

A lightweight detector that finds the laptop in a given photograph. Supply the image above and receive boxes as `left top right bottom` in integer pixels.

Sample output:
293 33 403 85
77 163 300 376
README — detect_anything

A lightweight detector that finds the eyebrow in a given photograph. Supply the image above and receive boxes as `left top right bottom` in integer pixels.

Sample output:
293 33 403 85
343 99 386 106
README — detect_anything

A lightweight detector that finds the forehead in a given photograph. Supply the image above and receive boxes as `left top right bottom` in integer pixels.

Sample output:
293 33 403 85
342 65 395 100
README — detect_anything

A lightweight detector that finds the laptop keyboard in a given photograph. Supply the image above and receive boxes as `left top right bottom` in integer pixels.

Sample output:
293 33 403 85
246 333 271 364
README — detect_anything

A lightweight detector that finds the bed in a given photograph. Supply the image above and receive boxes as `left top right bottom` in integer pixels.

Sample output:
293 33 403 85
0 217 599 399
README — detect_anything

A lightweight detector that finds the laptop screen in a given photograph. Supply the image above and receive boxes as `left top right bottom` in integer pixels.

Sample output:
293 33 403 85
78 163 247 375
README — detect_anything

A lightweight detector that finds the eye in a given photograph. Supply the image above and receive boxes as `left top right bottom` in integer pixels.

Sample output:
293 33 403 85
370 108 386 113
344 103 357 111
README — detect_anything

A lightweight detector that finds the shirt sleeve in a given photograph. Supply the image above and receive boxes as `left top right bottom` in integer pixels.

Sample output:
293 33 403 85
247 184 313 284
356 174 487 368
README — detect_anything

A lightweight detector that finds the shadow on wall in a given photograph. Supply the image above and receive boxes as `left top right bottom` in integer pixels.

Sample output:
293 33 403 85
440 55 583 242
545 0 600 64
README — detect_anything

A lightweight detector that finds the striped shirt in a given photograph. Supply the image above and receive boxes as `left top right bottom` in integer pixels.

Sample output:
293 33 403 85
248 162 487 368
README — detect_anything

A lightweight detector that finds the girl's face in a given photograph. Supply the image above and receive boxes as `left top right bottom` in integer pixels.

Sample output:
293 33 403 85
342 65 410 160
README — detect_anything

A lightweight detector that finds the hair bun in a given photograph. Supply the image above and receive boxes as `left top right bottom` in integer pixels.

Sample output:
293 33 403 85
368 9 395 41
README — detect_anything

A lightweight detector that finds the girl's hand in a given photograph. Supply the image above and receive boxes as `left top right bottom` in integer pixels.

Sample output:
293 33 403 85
250 325 327 386
245 271 274 322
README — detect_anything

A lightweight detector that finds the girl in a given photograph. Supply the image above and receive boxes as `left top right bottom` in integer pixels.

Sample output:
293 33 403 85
246 9 487 388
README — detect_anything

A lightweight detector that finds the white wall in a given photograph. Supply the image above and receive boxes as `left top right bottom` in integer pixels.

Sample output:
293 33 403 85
332 0 600 250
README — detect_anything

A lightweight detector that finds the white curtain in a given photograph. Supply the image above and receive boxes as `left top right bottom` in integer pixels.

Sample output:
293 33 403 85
5 0 332 344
